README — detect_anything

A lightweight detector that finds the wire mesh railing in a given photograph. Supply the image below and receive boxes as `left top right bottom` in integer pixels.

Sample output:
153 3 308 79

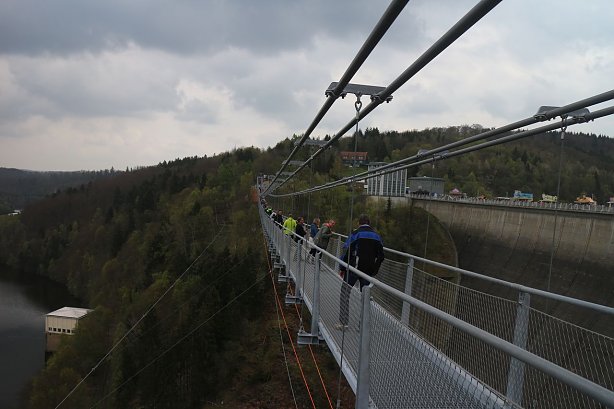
261 208 614 408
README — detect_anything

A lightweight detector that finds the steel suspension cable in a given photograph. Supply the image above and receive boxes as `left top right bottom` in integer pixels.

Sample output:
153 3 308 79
299 89 614 198
267 0 504 195
55 226 227 409
262 0 410 196
112 254 247 356
273 105 614 198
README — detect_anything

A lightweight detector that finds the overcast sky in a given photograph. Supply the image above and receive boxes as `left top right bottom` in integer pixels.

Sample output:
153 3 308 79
1 0 612 171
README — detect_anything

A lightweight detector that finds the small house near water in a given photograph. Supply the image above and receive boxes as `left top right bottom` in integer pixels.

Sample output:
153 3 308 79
45 307 92 353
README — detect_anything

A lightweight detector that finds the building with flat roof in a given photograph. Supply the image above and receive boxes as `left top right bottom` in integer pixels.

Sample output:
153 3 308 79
367 162 407 197
408 176 445 196
45 307 92 352
340 151 369 167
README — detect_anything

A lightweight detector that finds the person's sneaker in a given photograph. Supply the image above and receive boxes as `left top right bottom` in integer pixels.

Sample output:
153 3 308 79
334 323 349 330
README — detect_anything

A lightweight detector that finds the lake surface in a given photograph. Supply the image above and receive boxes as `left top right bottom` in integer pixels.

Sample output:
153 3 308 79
0 271 79 409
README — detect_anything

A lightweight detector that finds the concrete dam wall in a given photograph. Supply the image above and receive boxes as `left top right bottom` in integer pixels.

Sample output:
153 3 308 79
411 198 614 335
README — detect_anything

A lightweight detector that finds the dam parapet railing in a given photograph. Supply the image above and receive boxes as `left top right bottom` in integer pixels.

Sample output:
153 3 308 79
409 194 614 215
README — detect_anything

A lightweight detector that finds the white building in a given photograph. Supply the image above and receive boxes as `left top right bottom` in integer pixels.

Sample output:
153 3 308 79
408 176 445 196
366 162 407 197
45 307 92 352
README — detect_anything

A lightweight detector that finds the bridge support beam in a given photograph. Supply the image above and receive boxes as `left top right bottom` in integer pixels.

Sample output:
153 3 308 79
355 285 373 409
298 256 322 345
506 291 530 404
401 257 415 326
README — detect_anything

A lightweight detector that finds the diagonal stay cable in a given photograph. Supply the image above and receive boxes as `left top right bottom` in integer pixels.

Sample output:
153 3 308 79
279 105 614 197
282 88 614 196
55 226 227 409
114 254 246 355
262 0 410 196
267 0 504 195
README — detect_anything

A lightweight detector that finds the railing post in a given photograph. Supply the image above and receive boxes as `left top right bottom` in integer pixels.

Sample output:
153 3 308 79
506 291 530 404
334 237 342 272
355 284 372 409
401 257 415 326
285 235 291 277
297 255 321 345
286 241 303 305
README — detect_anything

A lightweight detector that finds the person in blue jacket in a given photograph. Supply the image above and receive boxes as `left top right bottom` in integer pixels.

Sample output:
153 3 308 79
337 214 385 328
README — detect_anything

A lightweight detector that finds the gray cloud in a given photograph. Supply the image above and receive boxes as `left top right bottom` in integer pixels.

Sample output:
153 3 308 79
0 0 413 56
0 0 612 171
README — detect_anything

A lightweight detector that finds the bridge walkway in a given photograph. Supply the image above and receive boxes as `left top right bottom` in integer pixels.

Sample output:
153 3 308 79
260 207 614 409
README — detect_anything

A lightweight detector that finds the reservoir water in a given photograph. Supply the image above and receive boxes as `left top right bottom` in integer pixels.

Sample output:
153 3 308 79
0 271 79 409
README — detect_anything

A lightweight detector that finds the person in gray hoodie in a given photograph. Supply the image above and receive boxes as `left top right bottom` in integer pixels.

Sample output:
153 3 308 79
309 219 336 258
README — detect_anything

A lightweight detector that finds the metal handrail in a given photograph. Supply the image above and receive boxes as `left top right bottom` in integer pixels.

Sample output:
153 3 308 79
261 209 614 408
331 231 614 315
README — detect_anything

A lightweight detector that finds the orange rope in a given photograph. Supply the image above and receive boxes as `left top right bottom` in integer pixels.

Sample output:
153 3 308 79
262 234 317 409
291 289 335 409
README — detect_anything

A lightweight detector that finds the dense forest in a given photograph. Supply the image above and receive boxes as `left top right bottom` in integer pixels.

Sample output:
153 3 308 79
282 126 614 203
0 168 122 215
0 125 612 408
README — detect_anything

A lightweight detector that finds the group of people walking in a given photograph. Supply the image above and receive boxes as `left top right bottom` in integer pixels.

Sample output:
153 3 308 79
264 204 385 330
265 207 337 257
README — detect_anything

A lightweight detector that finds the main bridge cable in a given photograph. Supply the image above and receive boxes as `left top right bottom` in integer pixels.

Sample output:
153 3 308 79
272 99 614 197
55 227 227 409
275 106 614 197
347 105 614 190
284 89 614 198
267 0 504 196
261 0 411 197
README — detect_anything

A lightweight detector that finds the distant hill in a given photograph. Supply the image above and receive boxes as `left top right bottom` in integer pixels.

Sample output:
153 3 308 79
0 167 121 214
1 126 612 407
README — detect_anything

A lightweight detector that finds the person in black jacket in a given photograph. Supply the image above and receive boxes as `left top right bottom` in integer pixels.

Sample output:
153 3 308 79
337 214 385 328
294 216 307 242
273 209 284 229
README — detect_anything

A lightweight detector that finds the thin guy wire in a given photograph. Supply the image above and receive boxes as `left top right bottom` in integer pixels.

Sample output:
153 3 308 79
273 265 318 408
263 230 300 407
55 226 226 409
266 230 318 408
548 119 567 292
291 294 336 409
422 156 436 270
335 97 362 409
264 237 300 409
113 254 246 355
90 272 268 408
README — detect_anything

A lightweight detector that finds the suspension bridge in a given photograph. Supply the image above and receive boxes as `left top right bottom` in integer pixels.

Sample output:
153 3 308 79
258 1 614 408
49 0 614 407
260 204 614 408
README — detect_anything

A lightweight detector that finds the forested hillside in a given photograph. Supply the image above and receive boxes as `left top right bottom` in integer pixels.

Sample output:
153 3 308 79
0 168 122 215
330 126 614 202
0 125 611 408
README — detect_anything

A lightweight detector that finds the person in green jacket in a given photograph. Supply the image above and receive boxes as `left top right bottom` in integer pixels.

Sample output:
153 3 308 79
283 214 297 236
